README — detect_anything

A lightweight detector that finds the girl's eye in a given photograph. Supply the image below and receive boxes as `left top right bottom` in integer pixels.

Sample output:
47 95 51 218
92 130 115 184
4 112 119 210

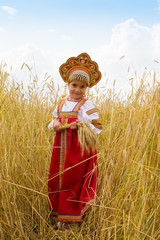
72 84 77 87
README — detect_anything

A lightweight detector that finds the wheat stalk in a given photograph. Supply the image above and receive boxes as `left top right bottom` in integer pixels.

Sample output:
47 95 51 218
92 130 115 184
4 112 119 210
1 63 160 239
62 121 97 155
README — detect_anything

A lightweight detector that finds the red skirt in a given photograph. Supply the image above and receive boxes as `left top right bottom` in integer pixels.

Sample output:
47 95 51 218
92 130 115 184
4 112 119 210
48 117 98 222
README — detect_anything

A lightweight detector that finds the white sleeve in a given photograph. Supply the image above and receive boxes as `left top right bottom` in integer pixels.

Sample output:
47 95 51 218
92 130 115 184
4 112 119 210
78 99 102 134
48 119 55 130
48 106 58 131
52 107 58 118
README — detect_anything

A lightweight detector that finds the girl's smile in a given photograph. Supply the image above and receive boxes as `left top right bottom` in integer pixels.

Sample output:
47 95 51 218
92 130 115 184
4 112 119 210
68 80 87 101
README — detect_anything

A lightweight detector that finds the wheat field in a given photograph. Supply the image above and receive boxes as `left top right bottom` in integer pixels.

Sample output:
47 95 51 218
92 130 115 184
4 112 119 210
0 63 160 240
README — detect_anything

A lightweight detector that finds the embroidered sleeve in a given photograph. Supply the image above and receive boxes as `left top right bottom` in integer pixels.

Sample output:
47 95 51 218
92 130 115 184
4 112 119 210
86 108 97 115
78 99 102 134
91 119 102 130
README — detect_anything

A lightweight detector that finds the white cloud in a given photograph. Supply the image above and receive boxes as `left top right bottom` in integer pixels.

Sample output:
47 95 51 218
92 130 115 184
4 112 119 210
1 19 160 96
60 35 72 41
0 43 61 88
48 29 56 33
0 27 4 32
93 18 160 91
2 6 17 16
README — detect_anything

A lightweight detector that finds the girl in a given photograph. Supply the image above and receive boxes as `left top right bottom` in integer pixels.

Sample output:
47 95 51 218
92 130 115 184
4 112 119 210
48 53 102 230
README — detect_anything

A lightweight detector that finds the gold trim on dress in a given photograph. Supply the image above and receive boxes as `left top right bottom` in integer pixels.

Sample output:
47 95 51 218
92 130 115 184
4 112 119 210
58 112 78 118
92 119 102 130
59 118 68 189
57 199 94 222
86 108 97 115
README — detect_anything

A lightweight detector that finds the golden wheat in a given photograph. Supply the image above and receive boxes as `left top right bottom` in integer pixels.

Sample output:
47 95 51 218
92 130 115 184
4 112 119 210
0 63 160 239
62 121 97 155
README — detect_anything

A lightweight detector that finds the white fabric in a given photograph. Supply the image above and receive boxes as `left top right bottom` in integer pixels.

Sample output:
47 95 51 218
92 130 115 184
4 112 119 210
48 99 102 134
48 119 56 131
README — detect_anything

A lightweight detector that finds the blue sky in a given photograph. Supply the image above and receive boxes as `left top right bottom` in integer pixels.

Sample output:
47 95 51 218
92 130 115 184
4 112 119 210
1 0 160 93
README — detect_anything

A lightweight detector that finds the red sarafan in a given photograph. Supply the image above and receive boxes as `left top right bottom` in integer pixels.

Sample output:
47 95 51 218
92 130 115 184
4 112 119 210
48 52 102 224
48 98 99 222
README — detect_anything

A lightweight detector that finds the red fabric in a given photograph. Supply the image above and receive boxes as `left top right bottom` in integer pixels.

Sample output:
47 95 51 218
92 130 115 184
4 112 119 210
48 100 98 222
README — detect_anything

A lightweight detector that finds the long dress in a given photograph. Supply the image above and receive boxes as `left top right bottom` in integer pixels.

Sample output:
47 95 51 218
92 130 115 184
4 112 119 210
48 98 102 222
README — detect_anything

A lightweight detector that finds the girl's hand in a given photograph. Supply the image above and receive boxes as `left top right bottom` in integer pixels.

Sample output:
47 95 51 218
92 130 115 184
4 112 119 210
53 120 63 132
70 120 79 130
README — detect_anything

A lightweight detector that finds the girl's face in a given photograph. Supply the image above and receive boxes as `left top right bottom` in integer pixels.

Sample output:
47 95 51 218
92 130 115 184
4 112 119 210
68 80 87 101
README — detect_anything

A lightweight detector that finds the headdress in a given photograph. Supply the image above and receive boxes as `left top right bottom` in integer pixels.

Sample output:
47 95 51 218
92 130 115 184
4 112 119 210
59 53 101 88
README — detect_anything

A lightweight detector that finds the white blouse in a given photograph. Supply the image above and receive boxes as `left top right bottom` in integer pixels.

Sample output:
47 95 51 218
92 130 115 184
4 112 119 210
48 99 102 134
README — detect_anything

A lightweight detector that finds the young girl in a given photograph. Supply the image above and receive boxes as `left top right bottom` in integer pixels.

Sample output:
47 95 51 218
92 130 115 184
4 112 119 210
48 53 102 230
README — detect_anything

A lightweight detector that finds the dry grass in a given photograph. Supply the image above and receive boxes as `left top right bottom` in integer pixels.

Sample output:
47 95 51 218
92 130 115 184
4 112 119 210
0 63 160 239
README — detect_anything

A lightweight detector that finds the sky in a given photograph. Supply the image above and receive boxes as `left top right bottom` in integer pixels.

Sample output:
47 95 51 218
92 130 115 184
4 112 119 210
1 0 160 95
